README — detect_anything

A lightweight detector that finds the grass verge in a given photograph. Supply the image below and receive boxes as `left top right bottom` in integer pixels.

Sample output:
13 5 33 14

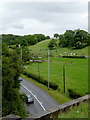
59 102 88 118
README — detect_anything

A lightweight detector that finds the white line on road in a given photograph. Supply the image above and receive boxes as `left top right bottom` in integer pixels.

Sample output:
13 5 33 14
21 83 46 111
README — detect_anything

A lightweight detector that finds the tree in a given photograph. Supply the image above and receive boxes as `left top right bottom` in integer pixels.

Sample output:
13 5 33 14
24 35 38 46
2 42 28 118
59 35 64 46
63 30 75 47
74 29 89 48
54 33 59 38
33 34 46 42
2 33 47 47
45 36 50 39
48 39 57 49
22 47 31 62
59 34 67 47
58 29 89 48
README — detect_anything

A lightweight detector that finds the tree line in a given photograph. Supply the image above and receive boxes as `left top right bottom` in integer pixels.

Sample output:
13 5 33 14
2 34 50 47
48 29 90 49
2 34 51 63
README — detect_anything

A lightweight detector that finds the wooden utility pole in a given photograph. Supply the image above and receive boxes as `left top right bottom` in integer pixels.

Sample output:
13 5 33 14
38 62 40 80
63 64 65 94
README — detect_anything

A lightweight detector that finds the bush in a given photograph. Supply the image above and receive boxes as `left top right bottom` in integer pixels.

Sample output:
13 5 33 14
20 93 27 102
68 89 82 99
49 82 58 90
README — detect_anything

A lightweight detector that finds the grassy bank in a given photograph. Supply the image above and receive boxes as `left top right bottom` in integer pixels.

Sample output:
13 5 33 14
59 102 88 118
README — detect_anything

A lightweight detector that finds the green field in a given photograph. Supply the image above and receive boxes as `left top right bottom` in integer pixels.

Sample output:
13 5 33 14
24 39 88 97
24 57 88 96
59 102 88 118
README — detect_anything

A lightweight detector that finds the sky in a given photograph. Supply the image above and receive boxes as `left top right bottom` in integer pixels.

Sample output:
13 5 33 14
0 0 89 37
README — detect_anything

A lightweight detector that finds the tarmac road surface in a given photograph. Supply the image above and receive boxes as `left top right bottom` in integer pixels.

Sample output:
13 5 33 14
19 77 59 116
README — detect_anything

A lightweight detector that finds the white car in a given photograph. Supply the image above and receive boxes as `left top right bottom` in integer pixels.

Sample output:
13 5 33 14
26 95 34 104
18 77 22 81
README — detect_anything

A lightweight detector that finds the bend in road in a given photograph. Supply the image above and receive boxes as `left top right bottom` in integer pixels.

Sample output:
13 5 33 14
20 77 60 116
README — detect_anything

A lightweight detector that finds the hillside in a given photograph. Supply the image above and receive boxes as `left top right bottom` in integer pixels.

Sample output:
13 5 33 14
28 39 88 58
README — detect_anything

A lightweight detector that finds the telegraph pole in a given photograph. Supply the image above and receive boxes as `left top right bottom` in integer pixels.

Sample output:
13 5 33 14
48 49 50 90
63 63 65 94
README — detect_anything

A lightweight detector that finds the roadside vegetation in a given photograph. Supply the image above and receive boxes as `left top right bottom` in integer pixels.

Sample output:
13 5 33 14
2 42 28 118
59 102 88 118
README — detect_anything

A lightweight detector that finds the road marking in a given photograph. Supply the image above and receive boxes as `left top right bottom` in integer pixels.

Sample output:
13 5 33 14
21 83 46 111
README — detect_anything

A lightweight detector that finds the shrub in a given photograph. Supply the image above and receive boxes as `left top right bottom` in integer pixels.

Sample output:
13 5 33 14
49 82 58 90
68 89 82 99
20 93 27 102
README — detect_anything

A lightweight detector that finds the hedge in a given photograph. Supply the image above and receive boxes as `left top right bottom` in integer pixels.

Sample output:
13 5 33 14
23 71 58 90
62 56 86 59
68 89 83 99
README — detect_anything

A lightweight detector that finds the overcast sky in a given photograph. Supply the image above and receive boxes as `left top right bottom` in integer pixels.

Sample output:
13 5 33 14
0 1 89 37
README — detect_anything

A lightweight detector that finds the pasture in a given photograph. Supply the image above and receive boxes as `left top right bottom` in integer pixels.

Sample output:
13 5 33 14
28 39 88 57
24 57 88 96
24 39 89 98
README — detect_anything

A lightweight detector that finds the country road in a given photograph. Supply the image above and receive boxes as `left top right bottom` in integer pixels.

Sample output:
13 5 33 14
19 77 60 116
